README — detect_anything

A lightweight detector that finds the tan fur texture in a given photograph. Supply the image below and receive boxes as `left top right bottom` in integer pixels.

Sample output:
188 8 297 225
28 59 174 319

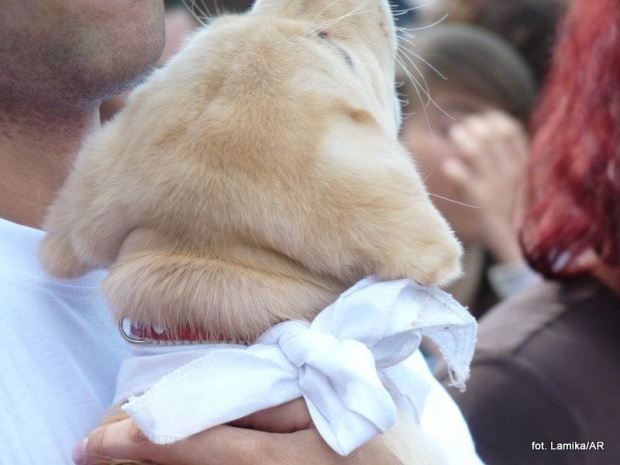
40 0 459 462
40 0 461 343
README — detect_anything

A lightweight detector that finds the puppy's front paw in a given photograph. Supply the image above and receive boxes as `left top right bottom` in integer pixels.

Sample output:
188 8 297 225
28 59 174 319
409 236 463 287
374 231 463 288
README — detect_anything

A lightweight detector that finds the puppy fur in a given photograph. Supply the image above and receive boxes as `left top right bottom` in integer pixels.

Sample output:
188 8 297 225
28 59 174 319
40 0 462 462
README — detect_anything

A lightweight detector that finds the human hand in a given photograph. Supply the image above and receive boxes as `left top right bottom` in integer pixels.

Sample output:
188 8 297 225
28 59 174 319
229 398 313 433
444 110 529 264
73 415 403 465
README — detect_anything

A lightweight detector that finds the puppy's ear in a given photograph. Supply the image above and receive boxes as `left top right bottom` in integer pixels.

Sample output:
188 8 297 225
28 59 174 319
291 120 462 288
39 123 133 279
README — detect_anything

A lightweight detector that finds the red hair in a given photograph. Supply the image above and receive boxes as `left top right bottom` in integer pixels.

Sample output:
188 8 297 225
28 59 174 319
521 0 620 280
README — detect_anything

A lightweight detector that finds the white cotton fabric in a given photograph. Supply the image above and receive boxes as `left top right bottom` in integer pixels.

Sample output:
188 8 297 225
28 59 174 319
0 216 483 464
0 218 129 465
116 277 477 456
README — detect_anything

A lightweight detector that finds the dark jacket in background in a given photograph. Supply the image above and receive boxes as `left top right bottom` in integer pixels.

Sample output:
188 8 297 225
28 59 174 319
437 276 620 465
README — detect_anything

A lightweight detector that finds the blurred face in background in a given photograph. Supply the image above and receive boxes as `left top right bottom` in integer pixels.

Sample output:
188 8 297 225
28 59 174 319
0 0 165 109
398 25 535 249
401 86 496 244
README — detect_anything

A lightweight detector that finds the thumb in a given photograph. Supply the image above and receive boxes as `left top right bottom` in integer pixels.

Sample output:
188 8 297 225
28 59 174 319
74 418 275 465
73 418 157 464
230 398 313 433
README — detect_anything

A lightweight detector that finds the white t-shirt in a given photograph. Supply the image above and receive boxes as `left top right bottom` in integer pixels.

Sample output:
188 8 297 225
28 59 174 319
0 218 129 465
0 217 482 465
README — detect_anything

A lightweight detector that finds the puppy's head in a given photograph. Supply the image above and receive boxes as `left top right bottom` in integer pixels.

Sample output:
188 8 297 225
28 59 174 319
120 0 461 286
41 0 462 340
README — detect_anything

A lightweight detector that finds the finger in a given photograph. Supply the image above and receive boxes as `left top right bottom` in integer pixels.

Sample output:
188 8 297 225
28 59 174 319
230 399 312 433
78 418 265 465
465 113 508 172
442 157 473 189
451 112 526 176
442 157 490 209
77 419 154 465
448 123 481 164
448 120 496 176
266 430 403 465
77 419 402 465
483 111 529 169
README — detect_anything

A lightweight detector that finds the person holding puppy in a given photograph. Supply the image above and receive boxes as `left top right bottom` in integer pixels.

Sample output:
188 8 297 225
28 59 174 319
0 1 481 464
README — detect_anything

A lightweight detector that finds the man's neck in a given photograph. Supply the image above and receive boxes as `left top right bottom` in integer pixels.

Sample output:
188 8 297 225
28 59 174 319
0 102 99 229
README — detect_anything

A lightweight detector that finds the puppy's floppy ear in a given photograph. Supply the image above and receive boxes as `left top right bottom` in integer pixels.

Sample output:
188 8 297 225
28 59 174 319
39 121 134 279
292 117 463 288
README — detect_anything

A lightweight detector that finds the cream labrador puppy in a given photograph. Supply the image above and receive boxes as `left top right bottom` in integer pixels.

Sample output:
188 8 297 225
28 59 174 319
40 0 462 462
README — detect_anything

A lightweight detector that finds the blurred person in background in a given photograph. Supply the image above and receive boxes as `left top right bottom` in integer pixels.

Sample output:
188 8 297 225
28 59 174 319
419 0 567 86
437 0 620 462
399 24 539 318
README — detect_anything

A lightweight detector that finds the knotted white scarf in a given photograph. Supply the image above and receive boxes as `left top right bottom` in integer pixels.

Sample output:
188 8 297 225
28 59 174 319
114 277 476 456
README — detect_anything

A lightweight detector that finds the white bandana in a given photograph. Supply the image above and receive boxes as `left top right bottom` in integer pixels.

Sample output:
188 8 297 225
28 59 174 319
114 277 477 456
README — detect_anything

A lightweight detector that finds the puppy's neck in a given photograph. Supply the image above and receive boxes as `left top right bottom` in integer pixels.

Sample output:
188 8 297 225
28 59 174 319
103 232 347 344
